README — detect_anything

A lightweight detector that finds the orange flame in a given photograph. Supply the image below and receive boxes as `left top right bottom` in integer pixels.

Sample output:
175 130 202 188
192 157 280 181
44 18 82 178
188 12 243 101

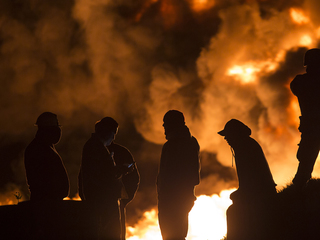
290 8 310 25
126 189 235 240
227 60 279 84
189 0 215 12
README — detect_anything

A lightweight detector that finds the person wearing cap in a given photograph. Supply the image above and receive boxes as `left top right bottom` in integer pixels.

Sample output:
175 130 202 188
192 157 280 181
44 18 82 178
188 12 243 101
218 119 276 240
24 112 70 201
157 110 200 240
218 119 276 201
290 48 320 187
78 117 134 240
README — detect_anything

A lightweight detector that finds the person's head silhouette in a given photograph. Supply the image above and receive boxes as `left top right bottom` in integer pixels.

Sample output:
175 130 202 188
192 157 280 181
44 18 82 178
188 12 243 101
218 119 251 147
95 117 119 146
304 48 320 73
162 110 185 139
35 112 61 145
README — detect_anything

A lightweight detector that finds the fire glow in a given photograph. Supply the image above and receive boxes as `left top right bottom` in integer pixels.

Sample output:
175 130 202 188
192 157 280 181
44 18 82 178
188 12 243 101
3 0 320 239
290 8 310 25
126 189 235 240
227 60 279 84
190 0 215 12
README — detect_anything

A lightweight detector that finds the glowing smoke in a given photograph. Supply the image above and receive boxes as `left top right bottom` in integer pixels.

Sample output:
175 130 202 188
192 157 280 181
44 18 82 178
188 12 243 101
1 0 320 230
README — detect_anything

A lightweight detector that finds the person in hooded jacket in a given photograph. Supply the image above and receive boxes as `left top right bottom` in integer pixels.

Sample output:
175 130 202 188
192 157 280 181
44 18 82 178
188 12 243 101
218 119 276 202
24 112 70 201
157 110 200 240
290 48 320 187
218 119 276 240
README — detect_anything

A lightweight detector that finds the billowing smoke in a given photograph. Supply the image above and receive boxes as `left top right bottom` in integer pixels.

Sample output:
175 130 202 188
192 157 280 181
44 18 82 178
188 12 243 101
1 0 320 225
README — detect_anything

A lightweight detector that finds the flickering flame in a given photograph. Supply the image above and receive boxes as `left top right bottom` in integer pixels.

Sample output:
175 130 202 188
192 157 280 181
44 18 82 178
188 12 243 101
127 189 235 240
290 8 310 25
189 0 215 12
63 193 81 201
0 188 24 206
127 209 162 240
228 65 258 84
227 60 278 84
299 34 312 46
0 198 14 206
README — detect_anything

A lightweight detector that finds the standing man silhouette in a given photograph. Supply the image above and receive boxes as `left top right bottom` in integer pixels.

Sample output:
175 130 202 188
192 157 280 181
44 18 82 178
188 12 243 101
157 110 200 240
78 117 134 240
24 112 69 201
291 48 320 187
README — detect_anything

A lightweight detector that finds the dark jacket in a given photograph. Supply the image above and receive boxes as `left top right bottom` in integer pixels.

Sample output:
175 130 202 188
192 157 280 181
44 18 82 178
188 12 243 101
231 136 276 202
107 142 140 205
78 133 122 203
24 137 69 201
157 126 200 202
290 73 320 131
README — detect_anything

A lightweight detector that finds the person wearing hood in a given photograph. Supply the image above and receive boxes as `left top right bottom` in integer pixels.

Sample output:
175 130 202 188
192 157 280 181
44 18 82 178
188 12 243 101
24 112 70 201
218 119 276 240
157 110 200 240
218 119 276 202
290 48 320 187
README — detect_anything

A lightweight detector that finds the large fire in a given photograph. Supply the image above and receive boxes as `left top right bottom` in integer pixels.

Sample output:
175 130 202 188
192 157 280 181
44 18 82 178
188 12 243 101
126 189 235 240
2 0 320 239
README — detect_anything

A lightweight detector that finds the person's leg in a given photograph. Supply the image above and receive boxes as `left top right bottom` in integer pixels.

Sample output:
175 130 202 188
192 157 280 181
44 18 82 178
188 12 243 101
99 200 121 240
158 200 193 240
120 201 126 240
293 134 320 186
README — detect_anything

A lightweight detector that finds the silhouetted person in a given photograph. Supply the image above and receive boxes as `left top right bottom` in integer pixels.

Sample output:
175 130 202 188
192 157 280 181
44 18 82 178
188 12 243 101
291 48 320 187
24 112 70 201
78 117 134 240
157 110 200 240
218 119 276 240
107 141 140 240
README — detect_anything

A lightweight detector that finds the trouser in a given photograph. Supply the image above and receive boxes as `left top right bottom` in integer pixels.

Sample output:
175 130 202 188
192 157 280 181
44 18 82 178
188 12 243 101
85 199 121 240
120 201 126 240
293 131 320 186
158 198 194 240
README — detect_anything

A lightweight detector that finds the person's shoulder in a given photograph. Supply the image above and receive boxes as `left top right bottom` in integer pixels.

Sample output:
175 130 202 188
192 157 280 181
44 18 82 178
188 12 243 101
162 140 170 147
247 137 263 150
291 74 307 84
191 135 199 143
25 138 44 153
83 134 101 150
110 142 133 155
290 74 307 94
162 140 172 151
190 135 200 147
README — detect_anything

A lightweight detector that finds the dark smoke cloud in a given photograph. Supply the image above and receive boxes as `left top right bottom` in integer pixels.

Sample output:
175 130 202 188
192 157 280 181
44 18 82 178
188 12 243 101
0 0 320 225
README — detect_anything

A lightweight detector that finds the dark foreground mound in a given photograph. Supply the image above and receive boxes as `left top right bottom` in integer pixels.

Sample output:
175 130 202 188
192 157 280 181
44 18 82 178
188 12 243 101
0 200 91 240
226 178 320 240
2 179 320 240
275 178 320 240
